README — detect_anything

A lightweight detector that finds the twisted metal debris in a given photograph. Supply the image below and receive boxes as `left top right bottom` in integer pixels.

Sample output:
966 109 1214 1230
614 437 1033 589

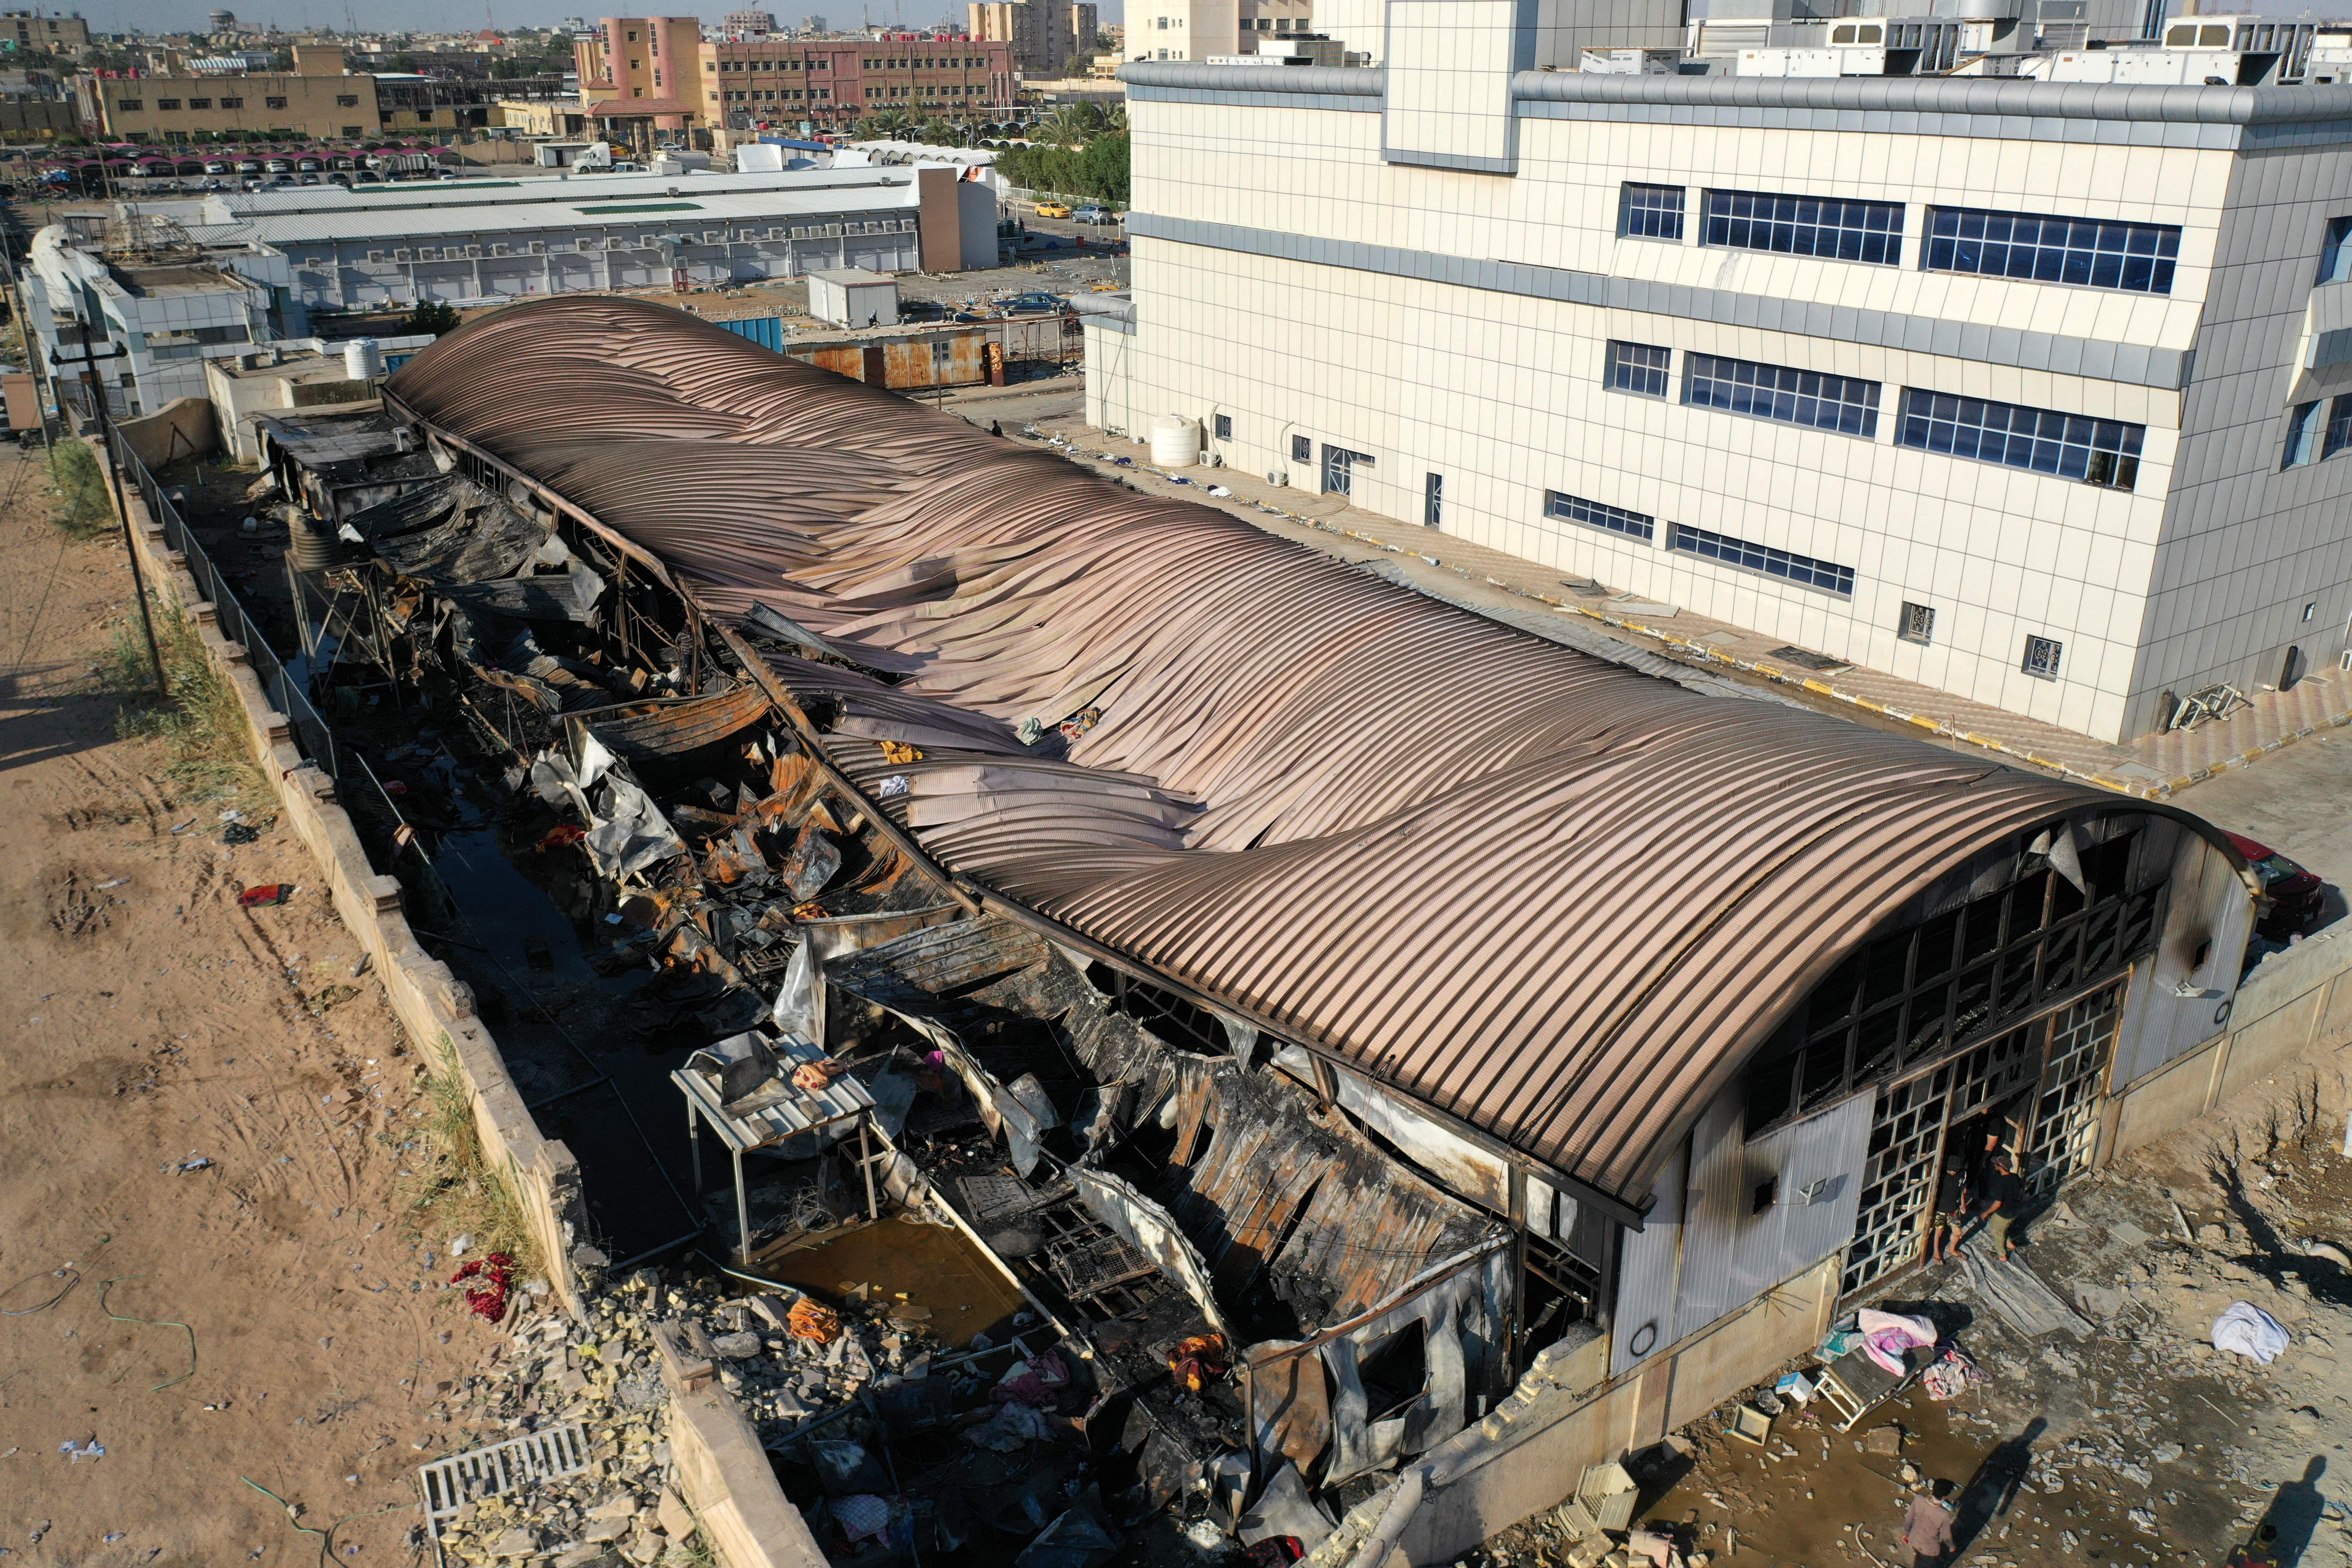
389 295 2206 1217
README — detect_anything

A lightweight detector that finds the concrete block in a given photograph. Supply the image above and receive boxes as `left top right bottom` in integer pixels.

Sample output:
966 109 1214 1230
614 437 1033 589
654 1322 716 1393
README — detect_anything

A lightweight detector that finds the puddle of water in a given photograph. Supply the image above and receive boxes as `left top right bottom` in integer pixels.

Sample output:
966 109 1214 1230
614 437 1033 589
751 1217 1029 1349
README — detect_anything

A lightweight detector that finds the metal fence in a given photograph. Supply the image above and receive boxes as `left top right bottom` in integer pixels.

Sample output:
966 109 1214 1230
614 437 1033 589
104 426 341 777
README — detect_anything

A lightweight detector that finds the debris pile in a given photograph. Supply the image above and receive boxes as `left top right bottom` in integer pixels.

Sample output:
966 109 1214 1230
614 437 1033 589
423 1268 691 1567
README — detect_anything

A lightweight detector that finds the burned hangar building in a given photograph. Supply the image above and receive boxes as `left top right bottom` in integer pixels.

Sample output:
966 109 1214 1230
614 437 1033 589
291 294 2256 1563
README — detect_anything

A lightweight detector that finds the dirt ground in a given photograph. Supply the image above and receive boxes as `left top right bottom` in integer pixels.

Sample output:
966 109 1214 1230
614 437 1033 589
0 445 502 1564
1476 1042 2352 1568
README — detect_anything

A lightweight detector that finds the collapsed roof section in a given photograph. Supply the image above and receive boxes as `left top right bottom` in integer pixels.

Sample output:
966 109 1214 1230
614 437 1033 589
387 294 2133 1217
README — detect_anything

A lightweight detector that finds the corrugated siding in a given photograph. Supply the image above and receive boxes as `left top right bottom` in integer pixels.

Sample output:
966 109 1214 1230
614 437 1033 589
1609 1132 1685 1379
1673 1090 1749 1343
386 295 2248 1219
1670 1087 1877 1347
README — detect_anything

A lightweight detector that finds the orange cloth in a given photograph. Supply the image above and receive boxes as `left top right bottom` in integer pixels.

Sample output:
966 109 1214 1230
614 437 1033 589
786 1298 842 1343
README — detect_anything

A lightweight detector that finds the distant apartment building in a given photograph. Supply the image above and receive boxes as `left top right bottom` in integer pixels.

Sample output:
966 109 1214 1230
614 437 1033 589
722 9 779 35
576 15 1012 135
1089 19 2352 744
77 44 377 141
967 0 1096 74
78 48 574 142
1127 0 1312 60
3 10 90 56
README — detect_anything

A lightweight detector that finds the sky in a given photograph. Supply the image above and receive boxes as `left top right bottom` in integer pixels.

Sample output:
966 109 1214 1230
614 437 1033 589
77 0 1121 37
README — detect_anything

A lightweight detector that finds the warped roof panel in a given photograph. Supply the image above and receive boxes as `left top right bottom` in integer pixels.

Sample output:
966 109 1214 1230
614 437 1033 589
389 296 2156 1215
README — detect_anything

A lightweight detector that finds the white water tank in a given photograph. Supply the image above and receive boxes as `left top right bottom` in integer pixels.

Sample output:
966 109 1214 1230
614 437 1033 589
1149 414 1200 468
344 337 384 380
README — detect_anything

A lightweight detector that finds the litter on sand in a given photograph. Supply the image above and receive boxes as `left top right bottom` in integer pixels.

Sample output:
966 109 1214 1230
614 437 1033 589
237 885 296 907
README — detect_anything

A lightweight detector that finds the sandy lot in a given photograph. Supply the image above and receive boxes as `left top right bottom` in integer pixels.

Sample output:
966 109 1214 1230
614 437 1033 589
0 446 496 1564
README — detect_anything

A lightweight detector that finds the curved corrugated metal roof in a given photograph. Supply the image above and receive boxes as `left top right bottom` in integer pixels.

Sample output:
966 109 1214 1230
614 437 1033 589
389 296 2229 1217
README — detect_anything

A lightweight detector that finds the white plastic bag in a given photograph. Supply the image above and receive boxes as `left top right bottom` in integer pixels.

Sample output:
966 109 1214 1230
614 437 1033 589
2212 1301 2290 1363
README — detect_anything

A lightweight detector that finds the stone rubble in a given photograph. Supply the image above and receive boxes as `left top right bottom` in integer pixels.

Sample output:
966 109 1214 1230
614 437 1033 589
421 1255 964 1565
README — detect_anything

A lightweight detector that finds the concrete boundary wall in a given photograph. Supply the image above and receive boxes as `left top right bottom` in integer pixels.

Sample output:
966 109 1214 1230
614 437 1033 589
100 446 824 1568
105 453 592 1323
2111 925 2352 1157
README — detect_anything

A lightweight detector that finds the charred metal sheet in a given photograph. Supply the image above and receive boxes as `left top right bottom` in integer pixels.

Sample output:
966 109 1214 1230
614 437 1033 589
575 687 772 762
438 564 605 624
349 475 551 585
824 916 1051 1014
388 295 2243 1215
1164 1064 1500 1328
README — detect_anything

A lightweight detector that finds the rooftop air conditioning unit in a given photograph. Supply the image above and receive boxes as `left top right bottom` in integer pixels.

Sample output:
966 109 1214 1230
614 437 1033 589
1267 469 1288 486
392 248 412 260
527 241 545 254
367 248 385 262
415 247 436 260
490 242 508 256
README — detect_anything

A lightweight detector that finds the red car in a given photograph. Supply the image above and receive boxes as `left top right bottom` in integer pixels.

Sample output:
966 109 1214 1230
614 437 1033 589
2226 832 2328 939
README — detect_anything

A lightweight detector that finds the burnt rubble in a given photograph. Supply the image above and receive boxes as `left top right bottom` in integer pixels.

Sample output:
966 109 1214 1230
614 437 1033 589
262 405 1531 1567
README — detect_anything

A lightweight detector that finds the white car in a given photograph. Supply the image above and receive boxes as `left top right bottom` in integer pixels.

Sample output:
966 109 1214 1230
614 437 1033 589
1071 205 1121 225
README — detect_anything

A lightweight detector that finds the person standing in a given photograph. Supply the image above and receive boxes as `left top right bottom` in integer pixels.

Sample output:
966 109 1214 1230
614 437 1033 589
1929 1150 1970 1263
1975 1149 2025 1262
1904 1479 1959 1568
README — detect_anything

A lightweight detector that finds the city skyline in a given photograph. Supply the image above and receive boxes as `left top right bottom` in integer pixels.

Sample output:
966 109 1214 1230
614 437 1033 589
73 0 1124 39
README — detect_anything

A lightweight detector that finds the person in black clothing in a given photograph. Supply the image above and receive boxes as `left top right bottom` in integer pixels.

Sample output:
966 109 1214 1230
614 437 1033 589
1975 1149 2026 1261
1929 1150 1971 1262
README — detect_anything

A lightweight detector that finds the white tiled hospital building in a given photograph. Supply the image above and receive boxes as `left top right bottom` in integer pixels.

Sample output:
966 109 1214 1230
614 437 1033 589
1083 40 2352 743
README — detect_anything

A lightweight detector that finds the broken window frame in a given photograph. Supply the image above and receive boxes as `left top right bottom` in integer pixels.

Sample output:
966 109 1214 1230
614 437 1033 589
1746 827 2161 1136
1838 975 2127 1296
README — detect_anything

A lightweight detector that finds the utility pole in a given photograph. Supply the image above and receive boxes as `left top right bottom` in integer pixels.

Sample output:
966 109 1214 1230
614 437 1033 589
77 347 167 699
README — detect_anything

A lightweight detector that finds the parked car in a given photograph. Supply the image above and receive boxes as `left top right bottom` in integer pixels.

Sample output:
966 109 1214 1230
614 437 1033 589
2226 832 2328 939
1032 201 1071 218
1071 205 1119 225
997 291 1067 315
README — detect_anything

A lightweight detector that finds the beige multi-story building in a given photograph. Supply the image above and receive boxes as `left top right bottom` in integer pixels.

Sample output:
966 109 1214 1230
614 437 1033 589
77 44 379 142
967 0 1095 74
1126 0 1312 60
1091 34 2352 744
576 15 1013 136
3 10 90 57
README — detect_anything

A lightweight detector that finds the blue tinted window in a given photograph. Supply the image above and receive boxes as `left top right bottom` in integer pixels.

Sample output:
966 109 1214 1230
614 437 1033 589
2285 401 2322 469
1702 190 1903 265
2318 216 2352 285
1926 206 2180 294
1608 341 1670 398
2327 394 2352 459
1620 182 1685 241
1898 389 2143 489
1544 490 1655 542
1684 353 1880 437
1668 523 1855 596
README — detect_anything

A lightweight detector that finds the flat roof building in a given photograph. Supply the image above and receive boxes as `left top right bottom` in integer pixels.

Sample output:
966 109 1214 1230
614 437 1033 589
210 165 996 314
24 224 271 420
1087 50 2352 744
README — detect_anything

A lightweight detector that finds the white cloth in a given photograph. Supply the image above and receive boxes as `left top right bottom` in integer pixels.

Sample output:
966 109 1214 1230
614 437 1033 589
2213 1302 2290 1363
1856 1308 1938 1345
